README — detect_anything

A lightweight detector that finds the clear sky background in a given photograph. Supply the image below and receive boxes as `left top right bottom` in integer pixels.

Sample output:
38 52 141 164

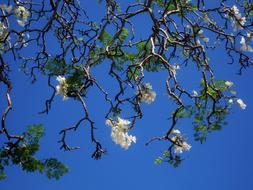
1 1 253 190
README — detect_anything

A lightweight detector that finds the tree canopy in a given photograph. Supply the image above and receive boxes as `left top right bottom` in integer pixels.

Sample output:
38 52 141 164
0 0 252 180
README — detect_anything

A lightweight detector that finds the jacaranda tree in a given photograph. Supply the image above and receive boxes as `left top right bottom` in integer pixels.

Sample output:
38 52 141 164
0 0 252 179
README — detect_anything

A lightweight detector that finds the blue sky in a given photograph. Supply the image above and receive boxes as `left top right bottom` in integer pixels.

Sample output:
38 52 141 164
1 1 253 190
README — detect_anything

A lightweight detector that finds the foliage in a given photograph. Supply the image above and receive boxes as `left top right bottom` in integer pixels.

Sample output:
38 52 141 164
0 125 68 180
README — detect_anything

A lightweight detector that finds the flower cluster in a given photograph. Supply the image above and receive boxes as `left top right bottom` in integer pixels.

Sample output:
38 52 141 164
138 83 156 104
247 32 253 41
14 5 30 26
228 98 246 109
240 36 253 52
225 81 234 88
236 98 247 109
170 129 191 154
106 117 136 149
228 5 246 30
171 64 180 77
56 76 69 100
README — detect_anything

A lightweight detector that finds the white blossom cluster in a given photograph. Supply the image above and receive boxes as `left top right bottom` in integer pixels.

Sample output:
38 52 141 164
228 5 246 30
236 99 247 109
170 129 191 154
106 117 136 149
14 5 30 26
225 81 234 88
240 36 253 53
56 76 69 100
138 83 156 104
223 80 246 109
229 98 246 109
247 32 253 41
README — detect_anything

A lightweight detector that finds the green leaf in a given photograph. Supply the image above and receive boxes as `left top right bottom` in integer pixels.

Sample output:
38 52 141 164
154 157 163 164
25 124 45 144
195 125 207 131
163 150 169 157
194 132 208 143
119 28 128 41
0 169 6 180
194 114 204 123
21 157 44 173
99 31 112 46
44 158 69 180
176 106 194 118
213 80 227 92
44 58 72 75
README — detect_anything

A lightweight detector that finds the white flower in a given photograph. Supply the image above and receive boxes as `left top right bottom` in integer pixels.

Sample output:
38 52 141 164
182 141 191 150
225 81 234 88
173 65 180 70
56 76 69 100
202 37 209 43
236 98 246 109
198 30 203 35
106 117 136 149
14 5 30 26
228 5 246 30
186 24 191 29
174 142 192 154
0 22 8 41
196 39 201 45
192 90 198 97
198 30 209 43
247 32 253 41
116 117 131 128
171 129 181 134
138 83 156 104
240 36 253 52
171 64 180 76
240 36 246 45
230 90 237 95
228 99 234 104
239 16 246 26
231 5 240 18
170 131 191 154
171 136 191 154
